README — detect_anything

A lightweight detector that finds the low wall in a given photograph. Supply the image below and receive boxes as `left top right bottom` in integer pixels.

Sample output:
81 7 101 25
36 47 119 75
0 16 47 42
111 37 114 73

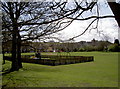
4 55 94 66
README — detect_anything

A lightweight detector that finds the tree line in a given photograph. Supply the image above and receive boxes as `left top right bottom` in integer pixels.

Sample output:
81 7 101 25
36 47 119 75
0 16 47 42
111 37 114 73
3 39 120 53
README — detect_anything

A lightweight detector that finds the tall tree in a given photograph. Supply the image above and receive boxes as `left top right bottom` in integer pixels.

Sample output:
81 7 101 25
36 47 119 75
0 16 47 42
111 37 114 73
2 0 119 71
114 39 119 45
1 1 97 71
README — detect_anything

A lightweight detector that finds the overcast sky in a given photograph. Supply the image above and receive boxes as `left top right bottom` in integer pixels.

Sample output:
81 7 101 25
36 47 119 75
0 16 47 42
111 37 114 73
53 0 119 43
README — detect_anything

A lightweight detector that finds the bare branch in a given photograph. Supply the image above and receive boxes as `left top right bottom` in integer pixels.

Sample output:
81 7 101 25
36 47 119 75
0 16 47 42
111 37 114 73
67 19 97 41
67 15 114 20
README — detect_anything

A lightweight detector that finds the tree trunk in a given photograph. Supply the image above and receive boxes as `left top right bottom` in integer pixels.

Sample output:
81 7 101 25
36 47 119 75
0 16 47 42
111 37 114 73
17 31 22 68
2 50 5 64
108 1 120 27
10 30 19 71
10 26 22 71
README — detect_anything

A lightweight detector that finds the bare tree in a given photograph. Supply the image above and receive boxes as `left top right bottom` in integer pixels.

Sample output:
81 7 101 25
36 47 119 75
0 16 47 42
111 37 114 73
2 0 119 71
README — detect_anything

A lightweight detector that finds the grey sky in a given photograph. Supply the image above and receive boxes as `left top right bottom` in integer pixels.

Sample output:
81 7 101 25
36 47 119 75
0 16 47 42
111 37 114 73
53 0 119 43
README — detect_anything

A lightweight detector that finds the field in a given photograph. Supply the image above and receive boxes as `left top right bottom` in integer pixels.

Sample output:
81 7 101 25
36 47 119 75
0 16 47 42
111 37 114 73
2 52 119 87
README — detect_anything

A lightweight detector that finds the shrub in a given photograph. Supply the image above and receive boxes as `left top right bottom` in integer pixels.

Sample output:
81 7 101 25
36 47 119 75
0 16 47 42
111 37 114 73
108 44 120 52
84 46 95 51
79 48 85 52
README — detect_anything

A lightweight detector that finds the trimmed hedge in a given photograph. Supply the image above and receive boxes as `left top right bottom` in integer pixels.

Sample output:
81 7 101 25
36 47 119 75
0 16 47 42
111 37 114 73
4 55 94 66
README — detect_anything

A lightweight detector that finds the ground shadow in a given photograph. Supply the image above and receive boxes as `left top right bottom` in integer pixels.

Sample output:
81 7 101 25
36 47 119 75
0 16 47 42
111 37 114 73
2 69 13 76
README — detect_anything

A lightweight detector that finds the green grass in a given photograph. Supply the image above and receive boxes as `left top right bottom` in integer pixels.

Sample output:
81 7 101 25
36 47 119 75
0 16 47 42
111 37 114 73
2 52 119 87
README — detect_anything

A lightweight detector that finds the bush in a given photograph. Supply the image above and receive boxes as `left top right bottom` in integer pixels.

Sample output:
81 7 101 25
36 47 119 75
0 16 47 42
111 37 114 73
79 48 85 52
108 44 120 52
73 48 79 52
84 46 95 52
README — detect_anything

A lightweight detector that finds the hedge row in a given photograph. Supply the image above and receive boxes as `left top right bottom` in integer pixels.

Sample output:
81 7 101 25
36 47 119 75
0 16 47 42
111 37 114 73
4 55 94 66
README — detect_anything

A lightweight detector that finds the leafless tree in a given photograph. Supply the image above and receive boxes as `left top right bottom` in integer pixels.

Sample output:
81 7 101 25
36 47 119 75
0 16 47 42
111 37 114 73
1 0 119 71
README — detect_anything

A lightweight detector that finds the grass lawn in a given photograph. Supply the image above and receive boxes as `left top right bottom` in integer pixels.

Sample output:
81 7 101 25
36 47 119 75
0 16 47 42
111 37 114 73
2 52 119 87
